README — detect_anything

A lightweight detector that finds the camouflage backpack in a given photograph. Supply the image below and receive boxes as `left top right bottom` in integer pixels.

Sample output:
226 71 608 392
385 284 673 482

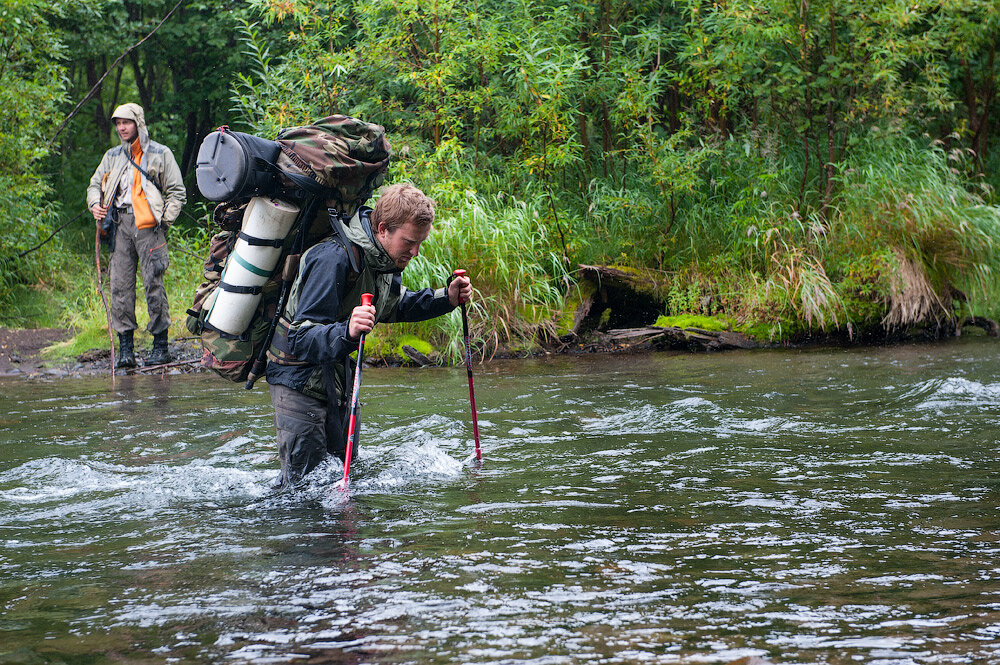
186 115 392 384
275 115 391 218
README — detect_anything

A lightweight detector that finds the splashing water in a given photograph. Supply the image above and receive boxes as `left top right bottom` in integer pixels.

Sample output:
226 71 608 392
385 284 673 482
2 337 1000 664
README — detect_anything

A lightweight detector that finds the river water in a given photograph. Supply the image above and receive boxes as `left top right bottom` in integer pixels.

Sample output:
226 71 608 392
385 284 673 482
1 338 999 664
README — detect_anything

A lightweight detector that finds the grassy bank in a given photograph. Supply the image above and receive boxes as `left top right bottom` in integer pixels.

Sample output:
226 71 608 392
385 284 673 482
8 131 1000 366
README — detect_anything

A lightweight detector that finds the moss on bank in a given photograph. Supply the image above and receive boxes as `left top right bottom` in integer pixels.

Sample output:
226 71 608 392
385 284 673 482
653 314 731 332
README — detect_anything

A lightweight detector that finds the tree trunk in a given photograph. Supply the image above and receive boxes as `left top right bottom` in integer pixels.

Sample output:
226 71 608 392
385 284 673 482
86 58 109 140
129 51 153 111
180 109 198 176
965 43 996 165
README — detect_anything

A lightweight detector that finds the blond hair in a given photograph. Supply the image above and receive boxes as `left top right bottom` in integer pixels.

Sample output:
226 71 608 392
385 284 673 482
371 183 435 233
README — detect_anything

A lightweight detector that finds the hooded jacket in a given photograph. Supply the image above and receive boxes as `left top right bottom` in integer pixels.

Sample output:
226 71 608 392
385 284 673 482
266 208 454 402
86 103 186 227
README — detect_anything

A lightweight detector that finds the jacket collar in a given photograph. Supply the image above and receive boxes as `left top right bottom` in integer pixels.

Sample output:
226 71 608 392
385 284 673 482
343 211 400 274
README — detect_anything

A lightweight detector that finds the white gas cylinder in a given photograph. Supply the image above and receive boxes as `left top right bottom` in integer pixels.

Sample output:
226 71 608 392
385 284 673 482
205 196 300 336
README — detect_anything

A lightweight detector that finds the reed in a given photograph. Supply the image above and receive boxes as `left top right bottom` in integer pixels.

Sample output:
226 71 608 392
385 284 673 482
383 189 571 363
828 134 1000 327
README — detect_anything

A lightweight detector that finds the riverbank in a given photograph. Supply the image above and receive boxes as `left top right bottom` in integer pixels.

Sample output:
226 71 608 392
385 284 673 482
4 317 998 381
0 324 752 379
0 327 204 379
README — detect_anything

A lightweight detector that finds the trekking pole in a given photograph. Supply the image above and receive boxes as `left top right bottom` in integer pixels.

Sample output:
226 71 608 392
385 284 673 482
339 293 374 489
453 270 482 461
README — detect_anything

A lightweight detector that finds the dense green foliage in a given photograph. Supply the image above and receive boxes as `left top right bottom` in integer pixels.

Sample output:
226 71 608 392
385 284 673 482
231 0 1000 346
1 0 999 357
0 0 71 323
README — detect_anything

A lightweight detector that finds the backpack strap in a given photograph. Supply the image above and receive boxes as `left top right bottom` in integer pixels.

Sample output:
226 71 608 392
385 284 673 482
217 282 263 295
327 207 360 273
259 157 337 200
123 146 164 194
237 231 284 248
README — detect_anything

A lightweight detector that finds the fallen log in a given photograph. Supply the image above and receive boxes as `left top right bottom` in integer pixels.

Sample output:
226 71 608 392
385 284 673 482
604 326 756 351
572 264 668 334
402 344 433 366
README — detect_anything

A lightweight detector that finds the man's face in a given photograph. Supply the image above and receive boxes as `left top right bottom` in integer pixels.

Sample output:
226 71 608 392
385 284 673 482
115 118 138 143
376 219 431 270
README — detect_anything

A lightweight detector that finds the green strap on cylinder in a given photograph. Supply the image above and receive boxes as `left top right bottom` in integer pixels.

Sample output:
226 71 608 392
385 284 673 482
232 251 271 278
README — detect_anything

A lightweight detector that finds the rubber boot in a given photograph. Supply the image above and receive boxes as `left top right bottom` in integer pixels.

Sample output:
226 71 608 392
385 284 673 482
148 331 172 365
115 331 136 369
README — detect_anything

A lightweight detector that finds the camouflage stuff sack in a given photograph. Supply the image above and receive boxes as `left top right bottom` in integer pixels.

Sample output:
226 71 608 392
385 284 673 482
275 115 392 217
187 115 392 383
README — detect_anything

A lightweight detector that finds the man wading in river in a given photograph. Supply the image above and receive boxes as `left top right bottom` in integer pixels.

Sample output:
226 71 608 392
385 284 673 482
266 183 472 487
87 103 186 368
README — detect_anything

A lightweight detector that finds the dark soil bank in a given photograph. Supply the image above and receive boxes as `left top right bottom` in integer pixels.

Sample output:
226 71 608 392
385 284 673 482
0 328 203 379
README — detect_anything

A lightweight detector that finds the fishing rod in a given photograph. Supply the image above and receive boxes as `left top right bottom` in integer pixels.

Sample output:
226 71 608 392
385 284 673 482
453 269 482 461
338 292 374 489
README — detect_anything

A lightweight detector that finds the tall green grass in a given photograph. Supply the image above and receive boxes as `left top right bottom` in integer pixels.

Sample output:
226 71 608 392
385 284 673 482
559 131 1000 339
827 134 1000 326
384 188 571 362
0 176 70 326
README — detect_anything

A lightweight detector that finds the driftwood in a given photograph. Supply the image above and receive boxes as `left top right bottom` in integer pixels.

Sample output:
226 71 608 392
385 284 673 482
129 358 202 374
401 344 433 366
603 326 756 351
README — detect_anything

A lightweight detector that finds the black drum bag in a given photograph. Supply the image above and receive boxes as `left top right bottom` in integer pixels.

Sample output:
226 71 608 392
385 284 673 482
195 128 282 201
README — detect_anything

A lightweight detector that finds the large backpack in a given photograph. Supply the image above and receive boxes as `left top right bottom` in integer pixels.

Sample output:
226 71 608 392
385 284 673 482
195 115 391 216
186 115 392 384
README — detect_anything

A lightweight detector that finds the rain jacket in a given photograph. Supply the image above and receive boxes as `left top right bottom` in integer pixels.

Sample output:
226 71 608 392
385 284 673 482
266 208 454 402
86 103 186 228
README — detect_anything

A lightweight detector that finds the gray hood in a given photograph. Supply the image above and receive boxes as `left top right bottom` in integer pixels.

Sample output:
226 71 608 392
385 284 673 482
111 103 149 151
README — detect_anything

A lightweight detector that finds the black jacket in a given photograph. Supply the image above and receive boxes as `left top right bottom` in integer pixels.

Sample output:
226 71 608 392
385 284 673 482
266 216 453 402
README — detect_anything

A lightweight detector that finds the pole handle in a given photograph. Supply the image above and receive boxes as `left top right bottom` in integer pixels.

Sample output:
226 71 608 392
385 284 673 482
452 269 467 300
361 292 374 307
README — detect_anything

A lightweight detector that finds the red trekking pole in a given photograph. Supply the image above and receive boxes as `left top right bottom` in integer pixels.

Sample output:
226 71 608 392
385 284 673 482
338 292 373 488
453 270 482 461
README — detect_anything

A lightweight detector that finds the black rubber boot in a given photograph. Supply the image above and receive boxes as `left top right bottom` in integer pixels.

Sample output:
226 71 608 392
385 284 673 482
115 331 136 369
148 331 172 365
